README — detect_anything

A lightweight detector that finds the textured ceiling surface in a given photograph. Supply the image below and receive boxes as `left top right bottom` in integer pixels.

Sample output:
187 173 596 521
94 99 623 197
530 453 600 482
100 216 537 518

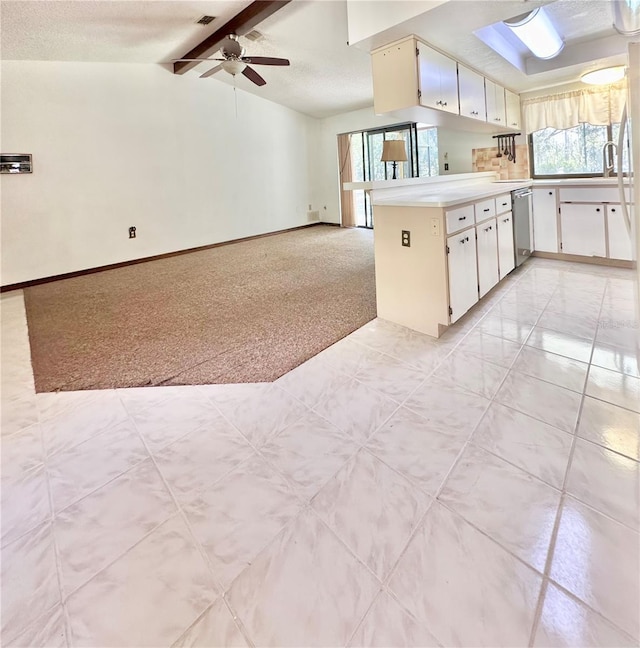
0 1 252 63
0 0 632 118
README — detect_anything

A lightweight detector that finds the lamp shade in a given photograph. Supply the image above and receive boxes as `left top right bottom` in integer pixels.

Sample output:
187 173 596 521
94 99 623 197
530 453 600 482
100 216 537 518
381 140 408 162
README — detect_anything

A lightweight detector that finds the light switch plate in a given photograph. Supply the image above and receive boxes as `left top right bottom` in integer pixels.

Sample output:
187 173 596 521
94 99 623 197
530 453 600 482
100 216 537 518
431 218 440 236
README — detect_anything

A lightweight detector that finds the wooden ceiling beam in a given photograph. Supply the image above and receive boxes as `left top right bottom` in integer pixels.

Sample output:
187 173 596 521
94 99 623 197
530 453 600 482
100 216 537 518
173 0 292 75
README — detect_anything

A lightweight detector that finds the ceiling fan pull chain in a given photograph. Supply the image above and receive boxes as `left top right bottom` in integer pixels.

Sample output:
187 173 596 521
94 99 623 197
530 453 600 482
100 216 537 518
234 83 238 119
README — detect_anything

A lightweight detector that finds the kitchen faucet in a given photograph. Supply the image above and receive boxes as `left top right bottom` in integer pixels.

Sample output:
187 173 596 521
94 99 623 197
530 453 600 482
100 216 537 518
602 140 617 177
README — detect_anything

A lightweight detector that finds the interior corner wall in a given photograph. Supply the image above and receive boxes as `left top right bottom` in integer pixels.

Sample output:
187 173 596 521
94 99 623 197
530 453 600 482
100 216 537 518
314 106 404 225
0 61 317 286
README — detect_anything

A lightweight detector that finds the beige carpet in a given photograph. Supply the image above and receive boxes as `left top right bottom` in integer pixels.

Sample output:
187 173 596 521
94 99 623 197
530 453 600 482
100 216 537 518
24 225 376 392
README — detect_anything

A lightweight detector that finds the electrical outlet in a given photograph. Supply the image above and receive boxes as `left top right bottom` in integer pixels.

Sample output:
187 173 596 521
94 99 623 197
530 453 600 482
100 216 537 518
129 226 136 239
444 163 449 171
401 230 411 247
431 218 440 236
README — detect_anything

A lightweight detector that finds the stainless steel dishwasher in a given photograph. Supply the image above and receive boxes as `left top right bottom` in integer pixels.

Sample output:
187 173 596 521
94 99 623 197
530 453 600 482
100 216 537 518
512 188 533 267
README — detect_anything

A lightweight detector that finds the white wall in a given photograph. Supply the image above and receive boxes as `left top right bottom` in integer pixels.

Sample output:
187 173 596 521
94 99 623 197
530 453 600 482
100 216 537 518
437 128 496 175
346 0 448 48
315 106 403 224
0 61 317 285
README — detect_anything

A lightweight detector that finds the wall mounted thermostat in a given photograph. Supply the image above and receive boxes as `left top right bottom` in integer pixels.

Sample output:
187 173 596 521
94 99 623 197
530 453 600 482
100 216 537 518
0 154 32 174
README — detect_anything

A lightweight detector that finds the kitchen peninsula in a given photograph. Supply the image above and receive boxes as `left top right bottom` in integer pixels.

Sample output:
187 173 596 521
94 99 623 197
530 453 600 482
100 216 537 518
363 172 532 337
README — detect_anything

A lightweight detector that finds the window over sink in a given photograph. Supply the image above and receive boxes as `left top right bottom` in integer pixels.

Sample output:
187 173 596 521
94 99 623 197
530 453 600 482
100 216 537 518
529 123 629 178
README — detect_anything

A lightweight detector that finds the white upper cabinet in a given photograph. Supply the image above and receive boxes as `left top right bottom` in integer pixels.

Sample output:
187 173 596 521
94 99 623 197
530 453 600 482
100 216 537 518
505 89 521 130
418 43 458 115
458 64 486 121
485 79 506 127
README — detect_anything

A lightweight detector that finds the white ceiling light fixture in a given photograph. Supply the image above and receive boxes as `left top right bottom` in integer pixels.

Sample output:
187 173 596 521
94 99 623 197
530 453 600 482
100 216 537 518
612 0 640 35
221 59 247 76
581 65 626 85
504 7 564 60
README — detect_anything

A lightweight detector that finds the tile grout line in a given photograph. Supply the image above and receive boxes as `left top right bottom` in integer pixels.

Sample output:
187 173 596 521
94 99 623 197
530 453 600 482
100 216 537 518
526 272 609 647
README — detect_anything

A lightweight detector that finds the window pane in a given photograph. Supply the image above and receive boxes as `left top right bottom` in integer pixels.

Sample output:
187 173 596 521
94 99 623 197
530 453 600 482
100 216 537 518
612 122 630 173
531 124 609 175
417 128 439 176
349 132 365 182
368 132 386 180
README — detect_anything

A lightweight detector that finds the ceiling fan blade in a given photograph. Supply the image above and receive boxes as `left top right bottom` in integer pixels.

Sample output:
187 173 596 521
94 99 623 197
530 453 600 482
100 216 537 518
173 57 225 62
200 64 223 79
242 65 266 86
242 56 290 66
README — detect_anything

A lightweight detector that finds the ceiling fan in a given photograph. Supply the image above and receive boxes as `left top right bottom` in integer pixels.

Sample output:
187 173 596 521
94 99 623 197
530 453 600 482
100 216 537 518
174 34 290 86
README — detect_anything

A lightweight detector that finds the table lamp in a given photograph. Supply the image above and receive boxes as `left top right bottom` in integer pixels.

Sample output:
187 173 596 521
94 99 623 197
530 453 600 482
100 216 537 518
381 140 408 179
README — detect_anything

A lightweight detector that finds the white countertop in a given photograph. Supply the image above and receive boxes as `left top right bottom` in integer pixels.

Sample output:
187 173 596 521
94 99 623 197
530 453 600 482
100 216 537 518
371 179 532 208
532 177 628 186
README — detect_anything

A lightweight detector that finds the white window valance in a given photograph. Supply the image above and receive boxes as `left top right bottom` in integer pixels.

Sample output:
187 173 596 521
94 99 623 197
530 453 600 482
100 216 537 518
522 80 627 133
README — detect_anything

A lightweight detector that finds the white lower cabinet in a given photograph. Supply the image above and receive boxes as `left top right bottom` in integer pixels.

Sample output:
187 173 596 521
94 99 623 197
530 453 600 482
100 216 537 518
497 213 515 279
560 203 606 257
532 188 558 252
476 218 499 297
447 230 478 323
607 204 633 260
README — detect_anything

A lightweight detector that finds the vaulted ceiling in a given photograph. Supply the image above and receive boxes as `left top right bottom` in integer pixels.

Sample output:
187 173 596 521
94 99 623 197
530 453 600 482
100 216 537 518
0 0 632 119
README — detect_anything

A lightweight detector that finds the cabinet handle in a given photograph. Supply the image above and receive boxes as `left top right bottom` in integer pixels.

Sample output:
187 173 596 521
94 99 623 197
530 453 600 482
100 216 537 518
460 238 466 244
512 122 517 126
436 100 442 105
503 218 510 222
501 202 508 206
484 226 492 232
548 191 553 195
611 208 616 212
494 118 502 122
466 236 469 242
458 216 466 221
483 208 490 212
596 208 601 212
442 101 448 106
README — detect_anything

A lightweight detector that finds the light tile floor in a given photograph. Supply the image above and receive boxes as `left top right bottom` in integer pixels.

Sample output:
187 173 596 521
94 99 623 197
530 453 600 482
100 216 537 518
1 259 639 647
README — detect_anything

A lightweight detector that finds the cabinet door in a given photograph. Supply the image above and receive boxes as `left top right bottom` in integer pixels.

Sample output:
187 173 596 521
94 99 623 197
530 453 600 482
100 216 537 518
418 43 458 114
497 213 515 279
476 218 499 297
438 53 459 115
505 89 521 130
485 79 506 126
458 64 486 120
532 188 558 252
447 231 478 323
560 204 606 257
607 204 633 260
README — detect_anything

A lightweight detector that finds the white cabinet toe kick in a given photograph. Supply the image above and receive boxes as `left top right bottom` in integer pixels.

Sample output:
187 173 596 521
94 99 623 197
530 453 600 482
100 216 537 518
373 193 515 338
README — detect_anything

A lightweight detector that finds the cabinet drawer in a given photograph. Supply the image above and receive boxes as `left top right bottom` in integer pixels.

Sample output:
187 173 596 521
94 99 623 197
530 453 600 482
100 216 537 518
559 187 628 203
475 198 496 222
445 204 475 233
495 193 511 214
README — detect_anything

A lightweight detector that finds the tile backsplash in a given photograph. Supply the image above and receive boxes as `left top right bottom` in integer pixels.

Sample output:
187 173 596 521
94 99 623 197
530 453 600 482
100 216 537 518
472 144 530 180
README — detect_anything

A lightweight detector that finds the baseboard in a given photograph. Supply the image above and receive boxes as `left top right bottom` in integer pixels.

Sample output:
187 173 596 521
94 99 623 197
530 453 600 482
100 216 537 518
1 222 327 293
532 251 635 269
